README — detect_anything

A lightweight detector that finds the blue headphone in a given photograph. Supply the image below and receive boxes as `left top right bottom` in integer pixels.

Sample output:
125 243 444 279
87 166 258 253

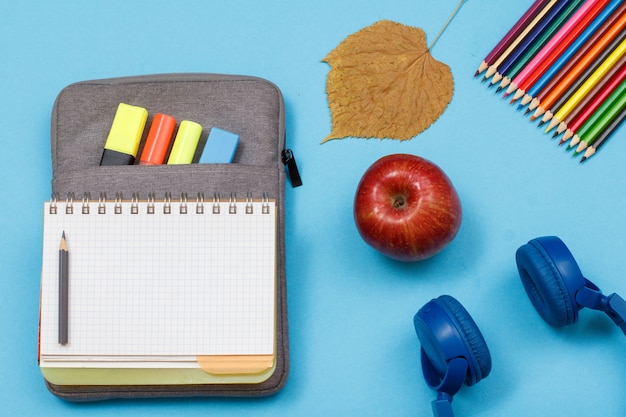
413 236 626 417
516 235 626 334
413 295 491 417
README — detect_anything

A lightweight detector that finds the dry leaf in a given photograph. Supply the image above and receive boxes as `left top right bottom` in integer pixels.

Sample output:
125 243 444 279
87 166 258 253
322 20 454 143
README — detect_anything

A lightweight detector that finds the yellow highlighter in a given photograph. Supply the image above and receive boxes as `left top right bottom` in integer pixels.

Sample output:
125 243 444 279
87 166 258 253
167 120 203 164
100 103 148 166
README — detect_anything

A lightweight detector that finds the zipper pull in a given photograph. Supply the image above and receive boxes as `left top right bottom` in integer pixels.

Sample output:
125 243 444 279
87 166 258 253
281 149 302 187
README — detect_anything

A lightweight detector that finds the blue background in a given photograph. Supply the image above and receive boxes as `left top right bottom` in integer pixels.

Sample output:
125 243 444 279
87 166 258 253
2 1 625 416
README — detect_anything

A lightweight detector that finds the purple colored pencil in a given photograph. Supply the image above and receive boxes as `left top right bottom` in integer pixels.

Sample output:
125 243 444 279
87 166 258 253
475 0 548 77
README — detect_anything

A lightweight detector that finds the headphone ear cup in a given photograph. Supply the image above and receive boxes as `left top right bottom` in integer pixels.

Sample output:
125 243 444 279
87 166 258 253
437 295 492 384
414 295 491 391
515 236 585 327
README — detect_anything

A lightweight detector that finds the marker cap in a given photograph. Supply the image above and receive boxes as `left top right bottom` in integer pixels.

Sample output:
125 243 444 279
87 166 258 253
167 120 203 164
199 127 239 163
139 114 177 165
100 103 148 166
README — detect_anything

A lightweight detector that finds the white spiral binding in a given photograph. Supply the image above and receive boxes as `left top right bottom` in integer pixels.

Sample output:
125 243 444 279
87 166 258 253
49 192 273 215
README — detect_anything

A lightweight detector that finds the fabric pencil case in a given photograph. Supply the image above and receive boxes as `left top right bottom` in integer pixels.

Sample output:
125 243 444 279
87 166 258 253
39 73 295 401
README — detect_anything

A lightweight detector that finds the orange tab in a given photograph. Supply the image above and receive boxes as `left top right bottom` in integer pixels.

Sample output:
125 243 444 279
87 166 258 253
197 355 274 375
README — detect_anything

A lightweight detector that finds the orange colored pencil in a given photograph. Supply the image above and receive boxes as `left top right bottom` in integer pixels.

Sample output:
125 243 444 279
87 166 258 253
531 11 626 120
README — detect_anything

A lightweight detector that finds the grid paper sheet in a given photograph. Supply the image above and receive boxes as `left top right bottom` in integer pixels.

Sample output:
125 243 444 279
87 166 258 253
39 198 276 359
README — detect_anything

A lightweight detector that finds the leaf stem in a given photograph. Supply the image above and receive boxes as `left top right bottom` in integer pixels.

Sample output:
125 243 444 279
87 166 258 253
428 0 467 52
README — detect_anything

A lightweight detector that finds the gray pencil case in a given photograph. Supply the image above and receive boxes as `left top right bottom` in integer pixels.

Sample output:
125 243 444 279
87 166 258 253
41 73 298 401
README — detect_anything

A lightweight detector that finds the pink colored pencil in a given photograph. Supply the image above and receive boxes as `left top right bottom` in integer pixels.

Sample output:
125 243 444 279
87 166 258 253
505 0 611 99
475 0 548 77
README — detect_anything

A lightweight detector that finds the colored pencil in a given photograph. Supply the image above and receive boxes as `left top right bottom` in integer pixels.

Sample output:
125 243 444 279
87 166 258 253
497 0 584 93
508 0 612 102
568 80 626 153
520 0 624 107
541 31 626 129
483 0 559 81
531 24 626 121
475 0 548 77
526 5 626 114
574 92 626 155
557 56 626 142
489 0 574 86
580 106 626 162
542 37 626 129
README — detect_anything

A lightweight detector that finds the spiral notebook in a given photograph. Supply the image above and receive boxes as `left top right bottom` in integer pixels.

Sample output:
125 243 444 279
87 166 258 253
38 193 277 386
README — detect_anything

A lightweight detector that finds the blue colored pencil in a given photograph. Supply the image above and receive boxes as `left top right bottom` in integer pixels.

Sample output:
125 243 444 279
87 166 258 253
519 0 625 107
490 0 575 86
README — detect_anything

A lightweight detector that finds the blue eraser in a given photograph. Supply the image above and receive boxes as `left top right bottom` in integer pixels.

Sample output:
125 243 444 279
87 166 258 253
199 127 239 163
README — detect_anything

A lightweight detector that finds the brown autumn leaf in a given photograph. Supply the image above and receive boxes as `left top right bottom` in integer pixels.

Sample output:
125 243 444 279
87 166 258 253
322 20 454 143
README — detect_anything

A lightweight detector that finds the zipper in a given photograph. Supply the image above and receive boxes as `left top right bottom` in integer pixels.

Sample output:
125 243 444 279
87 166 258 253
281 146 302 188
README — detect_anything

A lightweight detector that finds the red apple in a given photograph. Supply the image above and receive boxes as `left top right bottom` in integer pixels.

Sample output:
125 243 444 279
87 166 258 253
353 154 462 262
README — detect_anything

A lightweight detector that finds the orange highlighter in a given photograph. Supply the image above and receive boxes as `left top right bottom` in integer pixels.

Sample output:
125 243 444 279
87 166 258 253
139 114 177 165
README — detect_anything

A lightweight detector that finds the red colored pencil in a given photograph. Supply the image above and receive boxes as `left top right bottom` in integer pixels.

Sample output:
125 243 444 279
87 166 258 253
555 53 626 139
559 64 626 146
475 0 548 77
508 0 612 102
526 4 626 114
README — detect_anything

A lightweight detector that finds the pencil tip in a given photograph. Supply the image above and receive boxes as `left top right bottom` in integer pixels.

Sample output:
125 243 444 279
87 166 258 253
496 86 503 93
516 104 524 112
525 108 531 115
580 156 587 163
474 71 479 77
552 132 558 139
62 231 65 239
538 120 545 128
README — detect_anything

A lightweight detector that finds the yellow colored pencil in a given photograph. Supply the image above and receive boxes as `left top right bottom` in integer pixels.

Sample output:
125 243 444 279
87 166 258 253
549 37 626 127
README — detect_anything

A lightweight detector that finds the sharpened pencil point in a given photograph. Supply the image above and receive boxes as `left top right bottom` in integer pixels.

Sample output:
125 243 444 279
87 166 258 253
516 104 524 112
580 156 587 163
538 120 545 128
530 115 536 122
474 70 479 77
496 86 503 93
552 132 558 139
525 108 531 115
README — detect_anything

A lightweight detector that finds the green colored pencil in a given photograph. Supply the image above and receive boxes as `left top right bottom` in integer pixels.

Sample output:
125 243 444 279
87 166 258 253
570 79 626 154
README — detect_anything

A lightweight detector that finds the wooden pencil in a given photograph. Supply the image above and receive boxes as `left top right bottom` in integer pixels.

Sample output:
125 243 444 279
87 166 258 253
520 0 624 108
497 0 583 93
508 0 612 103
542 34 626 129
58 231 69 345
531 5 626 116
580 106 626 162
557 57 626 142
489 0 574 86
543 37 626 130
483 0 559 81
569 79 626 153
475 0 548 77
531 26 626 121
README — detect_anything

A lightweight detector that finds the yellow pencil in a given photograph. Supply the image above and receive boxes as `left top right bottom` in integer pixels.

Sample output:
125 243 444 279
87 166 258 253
548 37 626 128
